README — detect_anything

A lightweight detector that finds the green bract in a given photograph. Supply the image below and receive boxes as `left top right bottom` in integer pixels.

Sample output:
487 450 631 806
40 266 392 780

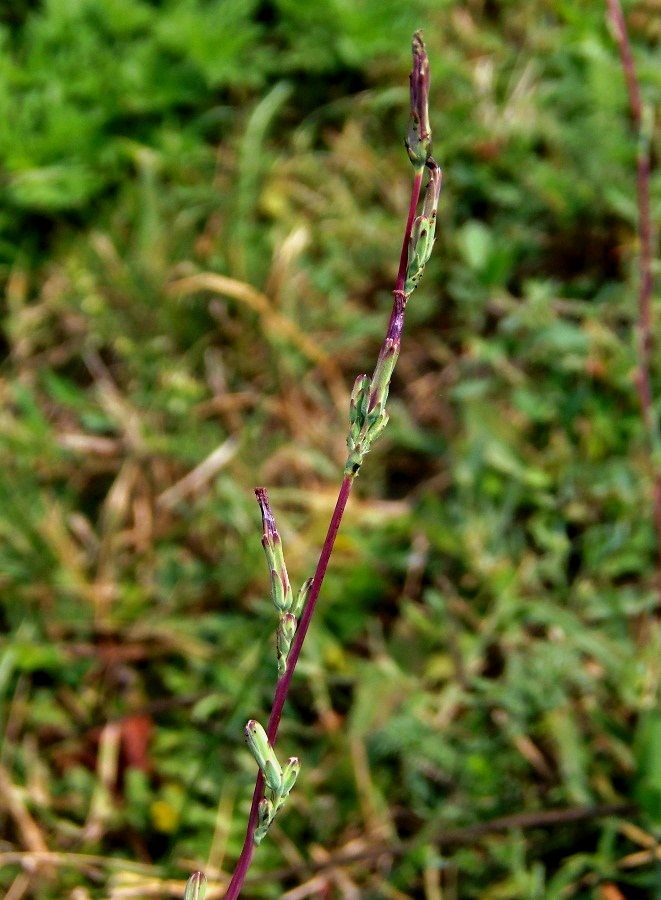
245 719 301 845
184 872 206 900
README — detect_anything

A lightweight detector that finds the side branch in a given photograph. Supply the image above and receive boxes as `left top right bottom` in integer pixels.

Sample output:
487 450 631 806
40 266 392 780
606 0 660 603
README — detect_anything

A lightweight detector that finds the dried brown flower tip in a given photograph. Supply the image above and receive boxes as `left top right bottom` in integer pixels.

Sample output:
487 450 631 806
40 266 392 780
407 30 432 167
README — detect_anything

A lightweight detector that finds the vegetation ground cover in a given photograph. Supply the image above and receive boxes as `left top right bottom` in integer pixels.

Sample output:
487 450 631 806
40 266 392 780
0 1 659 896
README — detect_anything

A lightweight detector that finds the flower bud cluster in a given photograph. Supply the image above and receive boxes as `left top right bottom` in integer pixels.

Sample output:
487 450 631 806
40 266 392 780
244 720 301 845
256 489 312 676
243 493 308 845
345 339 397 476
344 33 441 477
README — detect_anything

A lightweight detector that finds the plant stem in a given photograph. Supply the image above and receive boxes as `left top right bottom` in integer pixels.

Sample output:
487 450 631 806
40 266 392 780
606 0 660 603
224 156 429 900
224 31 440 895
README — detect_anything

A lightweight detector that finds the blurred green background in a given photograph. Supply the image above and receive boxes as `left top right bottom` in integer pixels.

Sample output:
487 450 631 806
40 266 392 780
0 0 659 897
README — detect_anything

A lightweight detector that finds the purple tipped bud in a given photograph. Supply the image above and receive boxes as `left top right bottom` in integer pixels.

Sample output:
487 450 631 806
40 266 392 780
255 487 293 611
407 31 432 167
255 487 277 541
184 872 207 900
411 32 430 140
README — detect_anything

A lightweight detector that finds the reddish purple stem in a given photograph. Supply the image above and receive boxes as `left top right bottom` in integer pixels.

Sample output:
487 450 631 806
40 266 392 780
606 0 660 601
395 170 424 302
225 476 353 899
224 162 428 900
224 29 438 891
410 33 431 145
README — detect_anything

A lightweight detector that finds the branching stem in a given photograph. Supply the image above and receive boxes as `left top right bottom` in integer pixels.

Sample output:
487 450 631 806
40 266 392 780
224 32 440 897
225 160 423 893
